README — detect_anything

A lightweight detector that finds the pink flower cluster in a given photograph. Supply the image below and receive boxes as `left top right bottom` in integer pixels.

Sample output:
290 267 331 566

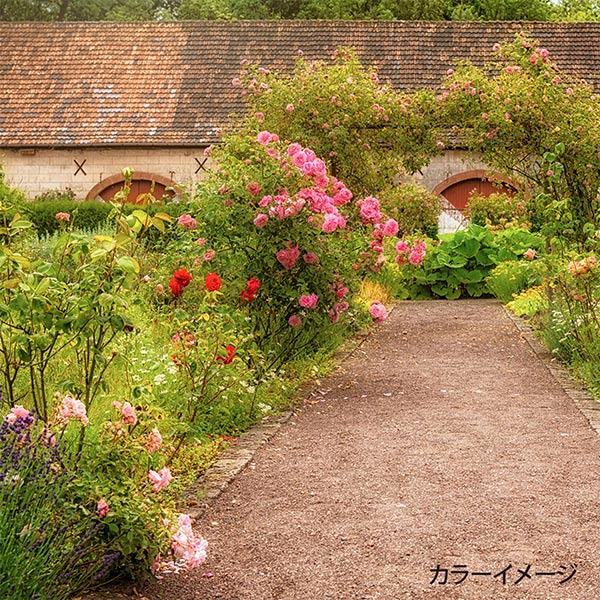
154 514 208 575
568 255 596 276
369 301 387 323
358 196 381 225
251 136 353 236
177 214 197 230
299 293 318 309
256 130 279 146
149 466 172 492
146 427 163 453
55 393 89 427
96 498 109 519
113 401 137 426
6 405 31 424
276 242 300 270
396 239 427 266
55 212 70 222
529 47 550 66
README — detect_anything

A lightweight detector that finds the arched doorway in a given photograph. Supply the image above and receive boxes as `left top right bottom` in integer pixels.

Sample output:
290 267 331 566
86 172 177 204
432 169 517 213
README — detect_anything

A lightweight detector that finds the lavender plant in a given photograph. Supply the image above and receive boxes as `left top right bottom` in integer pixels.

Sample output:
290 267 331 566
0 407 117 599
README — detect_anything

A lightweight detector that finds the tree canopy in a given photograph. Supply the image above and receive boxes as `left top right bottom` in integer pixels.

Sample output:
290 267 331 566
2 0 600 21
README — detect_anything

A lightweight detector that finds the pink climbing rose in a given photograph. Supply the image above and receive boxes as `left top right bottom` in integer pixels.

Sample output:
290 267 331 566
369 301 387 323
276 243 300 270
288 315 302 327
149 467 173 492
299 293 319 309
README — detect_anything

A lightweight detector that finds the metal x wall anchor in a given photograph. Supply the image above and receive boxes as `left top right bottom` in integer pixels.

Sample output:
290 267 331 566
195 157 208 174
74 159 87 176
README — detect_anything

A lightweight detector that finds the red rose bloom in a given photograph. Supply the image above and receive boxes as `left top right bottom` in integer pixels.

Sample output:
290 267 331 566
240 289 255 302
173 268 192 286
205 273 222 292
169 268 192 297
217 344 235 364
169 279 183 296
246 277 260 294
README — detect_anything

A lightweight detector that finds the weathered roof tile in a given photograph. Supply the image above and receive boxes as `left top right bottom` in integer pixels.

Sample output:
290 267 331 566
1 21 600 147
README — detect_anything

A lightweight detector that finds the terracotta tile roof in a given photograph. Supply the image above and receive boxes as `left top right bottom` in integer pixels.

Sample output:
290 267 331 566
2 21 600 147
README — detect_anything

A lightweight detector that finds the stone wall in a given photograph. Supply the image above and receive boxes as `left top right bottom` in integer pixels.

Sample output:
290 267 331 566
0 146 213 199
1 145 490 201
414 149 490 192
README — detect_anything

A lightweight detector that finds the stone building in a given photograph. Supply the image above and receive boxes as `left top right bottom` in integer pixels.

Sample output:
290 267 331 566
2 20 600 219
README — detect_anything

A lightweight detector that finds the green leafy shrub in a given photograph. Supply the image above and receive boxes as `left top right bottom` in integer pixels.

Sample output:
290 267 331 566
235 48 441 196
378 183 441 238
506 284 548 318
468 191 530 229
406 224 498 299
0 166 27 213
191 129 395 368
486 259 547 303
21 199 112 235
493 227 546 261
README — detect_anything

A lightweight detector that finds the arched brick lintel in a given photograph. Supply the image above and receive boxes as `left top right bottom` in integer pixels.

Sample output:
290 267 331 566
86 171 178 201
432 169 519 197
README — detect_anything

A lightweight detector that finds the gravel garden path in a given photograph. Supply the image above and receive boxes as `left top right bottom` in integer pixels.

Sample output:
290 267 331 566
139 299 600 600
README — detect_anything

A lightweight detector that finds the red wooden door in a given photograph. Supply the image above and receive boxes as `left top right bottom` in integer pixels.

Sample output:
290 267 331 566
442 179 514 212
98 179 174 204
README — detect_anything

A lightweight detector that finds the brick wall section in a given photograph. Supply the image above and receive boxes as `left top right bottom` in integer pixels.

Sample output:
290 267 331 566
1 147 213 199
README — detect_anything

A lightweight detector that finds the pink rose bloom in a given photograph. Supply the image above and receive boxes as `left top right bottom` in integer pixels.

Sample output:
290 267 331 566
299 293 318 309
523 248 536 261
333 187 353 206
287 143 302 156
55 212 70 222
334 301 349 313
255 112 264 123
149 467 173 492
291 151 307 168
177 214 197 230
369 301 387 323
146 427 163 453
96 498 109 519
203 249 216 262
328 310 340 323
57 394 89 427
121 401 137 426
303 252 319 264
322 213 340 233
358 196 381 224
288 314 302 327
196 238 206 246
256 130 272 145
409 249 425 265
275 243 300 270
155 283 164 295
286 103 294 112
246 181 261 196
396 240 410 253
382 219 399 237
253 213 269 228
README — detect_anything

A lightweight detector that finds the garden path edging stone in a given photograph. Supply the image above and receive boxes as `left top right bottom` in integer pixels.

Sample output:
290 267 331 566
504 306 600 438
